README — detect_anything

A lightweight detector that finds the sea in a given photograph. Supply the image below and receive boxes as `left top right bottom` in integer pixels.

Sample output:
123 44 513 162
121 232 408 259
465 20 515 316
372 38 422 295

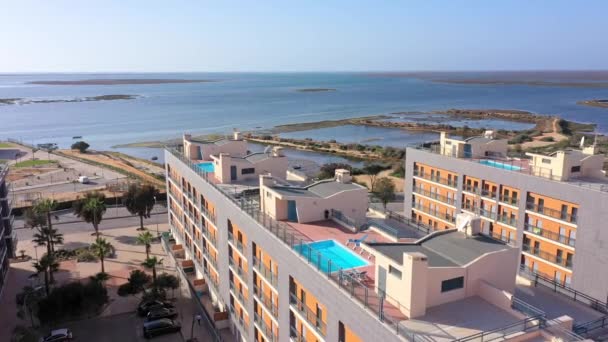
1 72 607 164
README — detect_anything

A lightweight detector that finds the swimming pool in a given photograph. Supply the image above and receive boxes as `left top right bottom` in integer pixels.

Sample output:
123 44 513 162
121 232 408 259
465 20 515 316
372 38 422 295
197 162 215 173
293 239 369 273
479 159 522 171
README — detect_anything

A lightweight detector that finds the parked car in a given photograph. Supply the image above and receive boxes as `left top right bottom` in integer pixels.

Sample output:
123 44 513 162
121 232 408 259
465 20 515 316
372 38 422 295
146 307 178 322
137 300 174 316
39 328 73 342
142 318 181 339
78 176 90 184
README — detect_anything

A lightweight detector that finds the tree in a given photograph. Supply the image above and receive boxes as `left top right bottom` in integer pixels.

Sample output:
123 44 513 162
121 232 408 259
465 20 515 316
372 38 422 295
317 163 352 179
90 237 113 274
73 192 106 236
71 141 90 153
136 231 155 259
362 163 386 192
32 255 59 296
118 270 151 296
123 183 158 231
32 227 63 258
142 257 163 287
29 199 62 283
373 177 396 211
156 273 179 298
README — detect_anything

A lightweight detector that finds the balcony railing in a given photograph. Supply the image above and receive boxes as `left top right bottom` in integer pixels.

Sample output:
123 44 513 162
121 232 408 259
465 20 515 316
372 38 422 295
229 281 246 304
461 202 478 213
254 312 278 342
252 256 278 287
479 208 497 220
413 169 457 188
290 326 307 342
497 214 518 227
524 223 575 247
412 186 456 205
522 244 573 269
480 189 497 199
228 231 246 254
289 293 327 336
253 284 279 318
481 230 517 246
412 203 455 223
526 202 577 224
229 256 247 280
201 227 217 246
200 204 217 225
463 184 480 195
499 194 519 206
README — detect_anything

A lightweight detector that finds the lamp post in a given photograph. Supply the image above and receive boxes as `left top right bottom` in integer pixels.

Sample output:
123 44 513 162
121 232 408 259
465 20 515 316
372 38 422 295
188 314 202 342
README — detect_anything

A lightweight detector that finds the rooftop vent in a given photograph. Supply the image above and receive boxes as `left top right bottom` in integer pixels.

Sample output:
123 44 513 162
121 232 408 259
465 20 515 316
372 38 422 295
335 169 352 184
233 129 242 140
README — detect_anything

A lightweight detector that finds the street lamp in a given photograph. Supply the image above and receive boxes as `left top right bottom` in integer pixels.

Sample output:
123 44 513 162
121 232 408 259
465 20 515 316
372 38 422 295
188 314 202 342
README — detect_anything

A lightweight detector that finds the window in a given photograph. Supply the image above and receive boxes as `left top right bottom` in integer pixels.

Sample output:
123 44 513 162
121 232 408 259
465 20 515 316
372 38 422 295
441 276 464 292
541 158 552 164
389 265 402 279
241 167 255 174
446 141 452 145
571 165 581 172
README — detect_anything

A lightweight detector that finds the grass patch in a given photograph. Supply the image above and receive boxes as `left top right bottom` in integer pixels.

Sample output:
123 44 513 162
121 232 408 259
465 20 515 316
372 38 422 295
13 159 57 168
0 142 14 148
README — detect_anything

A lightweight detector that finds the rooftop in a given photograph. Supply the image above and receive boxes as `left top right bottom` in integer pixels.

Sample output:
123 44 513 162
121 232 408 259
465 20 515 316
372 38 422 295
269 179 365 198
368 230 512 267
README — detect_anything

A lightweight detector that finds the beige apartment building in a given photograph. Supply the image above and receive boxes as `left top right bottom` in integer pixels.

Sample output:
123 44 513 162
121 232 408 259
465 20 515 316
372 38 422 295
404 131 608 302
161 132 584 342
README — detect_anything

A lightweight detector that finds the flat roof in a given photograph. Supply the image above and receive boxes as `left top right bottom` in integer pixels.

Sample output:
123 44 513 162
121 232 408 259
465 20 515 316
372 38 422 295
270 179 363 198
368 231 511 267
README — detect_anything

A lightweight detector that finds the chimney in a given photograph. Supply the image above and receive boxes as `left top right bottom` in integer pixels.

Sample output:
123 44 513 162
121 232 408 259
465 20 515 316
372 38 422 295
183 133 192 141
335 169 351 183
233 130 242 140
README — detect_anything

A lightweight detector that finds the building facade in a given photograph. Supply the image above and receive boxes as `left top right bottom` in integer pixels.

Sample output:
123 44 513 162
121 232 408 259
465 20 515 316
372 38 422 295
0 164 15 295
404 133 608 301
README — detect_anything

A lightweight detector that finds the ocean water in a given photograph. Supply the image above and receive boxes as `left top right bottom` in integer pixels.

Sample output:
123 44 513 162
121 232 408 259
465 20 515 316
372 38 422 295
1 72 606 159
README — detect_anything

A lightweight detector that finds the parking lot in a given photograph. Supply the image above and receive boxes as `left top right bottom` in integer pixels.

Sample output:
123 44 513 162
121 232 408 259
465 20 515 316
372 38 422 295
61 311 183 342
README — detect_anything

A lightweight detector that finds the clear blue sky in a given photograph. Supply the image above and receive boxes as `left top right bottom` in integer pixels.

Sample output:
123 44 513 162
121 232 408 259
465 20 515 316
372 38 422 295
1 0 607 72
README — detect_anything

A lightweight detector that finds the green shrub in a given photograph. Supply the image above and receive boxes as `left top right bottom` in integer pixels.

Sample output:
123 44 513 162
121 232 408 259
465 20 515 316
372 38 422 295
76 249 97 262
540 136 555 142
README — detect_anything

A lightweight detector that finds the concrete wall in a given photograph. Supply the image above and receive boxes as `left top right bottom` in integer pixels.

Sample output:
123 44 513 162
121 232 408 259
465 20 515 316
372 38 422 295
404 147 608 301
165 150 405 342
213 153 288 184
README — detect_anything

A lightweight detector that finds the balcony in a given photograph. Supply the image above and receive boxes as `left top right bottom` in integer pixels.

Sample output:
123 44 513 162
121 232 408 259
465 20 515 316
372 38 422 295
480 189 497 200
499 195 519 206
412 203 455 223
229 256 248 281
229 281 246 305
524 224 575 247
253 284 279 318
522 244 573 269
201 246 218 269
497 214 518 227
200 204 217 225
478 208 497 220
229 304 248 331
252 256 278 288
463 184 481 195
289 293 327 336
228 231 246 254
412 186 456 205
413 169 457 188
481 230 517 247
461 202 478 213
201 227 217 246
290 326 307 342
254 312 278 342
526 202 577 224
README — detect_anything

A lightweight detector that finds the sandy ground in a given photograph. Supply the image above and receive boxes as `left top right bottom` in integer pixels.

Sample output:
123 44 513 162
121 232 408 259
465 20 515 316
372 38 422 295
521 118 568 149
354 169 404 191
0 224 173 341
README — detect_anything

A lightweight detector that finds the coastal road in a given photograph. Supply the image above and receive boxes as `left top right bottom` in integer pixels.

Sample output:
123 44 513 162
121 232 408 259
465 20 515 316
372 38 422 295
14 206 168 240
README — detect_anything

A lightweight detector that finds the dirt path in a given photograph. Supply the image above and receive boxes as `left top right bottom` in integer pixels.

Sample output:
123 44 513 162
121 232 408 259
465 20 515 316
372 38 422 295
521 118 568 149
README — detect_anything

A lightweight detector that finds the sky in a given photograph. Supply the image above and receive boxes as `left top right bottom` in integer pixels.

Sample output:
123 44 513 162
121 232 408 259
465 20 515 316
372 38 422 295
1 0 607 72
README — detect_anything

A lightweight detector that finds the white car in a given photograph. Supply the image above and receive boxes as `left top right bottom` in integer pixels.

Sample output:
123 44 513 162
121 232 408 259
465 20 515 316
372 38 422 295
78 176 90 184
39 328 73 342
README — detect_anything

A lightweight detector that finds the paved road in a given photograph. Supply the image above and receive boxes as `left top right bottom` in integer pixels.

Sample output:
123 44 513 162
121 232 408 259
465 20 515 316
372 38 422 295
60 311 183 342
14 206 168 240
13 178 114 194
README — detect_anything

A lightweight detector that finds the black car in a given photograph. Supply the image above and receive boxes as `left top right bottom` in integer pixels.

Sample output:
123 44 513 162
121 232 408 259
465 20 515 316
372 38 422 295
137 300 174 316
146 307 178 322
142 318 181 339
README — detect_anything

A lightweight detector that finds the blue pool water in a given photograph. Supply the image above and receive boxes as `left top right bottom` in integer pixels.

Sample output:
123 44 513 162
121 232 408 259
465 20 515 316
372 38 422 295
294 240 369 273
479 159 522 171
197 162 215 173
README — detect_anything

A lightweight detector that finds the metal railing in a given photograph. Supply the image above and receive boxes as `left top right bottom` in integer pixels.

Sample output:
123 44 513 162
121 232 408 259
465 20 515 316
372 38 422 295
228 256 247 280
519 265 608 314
386 210 433 236
498 195 519 206
252 256 278 287
412 203 455 223
480 189 497 199
525 202 577 224
289 326 307 342
522 244 572 269
524 223 575 247
253 284 279 318
330 209 359 230
481 230 517 246
228 231 246 253
413 169 458 187
463 184 481 195
412 186 456 205
254 312 278 342
453 316 544 342
200 203 217 225
479 208 497 220
289 293 327 336
573 315 608 335
497 214 517 227
229 281 246 305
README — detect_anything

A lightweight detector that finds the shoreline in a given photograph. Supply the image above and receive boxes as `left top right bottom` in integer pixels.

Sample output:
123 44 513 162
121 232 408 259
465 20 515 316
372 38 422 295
577 99 608 109
27 78 218 85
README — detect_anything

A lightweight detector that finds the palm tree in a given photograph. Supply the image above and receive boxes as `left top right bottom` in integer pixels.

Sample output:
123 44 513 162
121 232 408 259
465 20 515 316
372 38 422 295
136 231 155 259
90 272 110 287
73 192 106 236
33 255 59 296
32 227 63 256
29 199 62 283
90 237 113 274
141 256 163 287
123 183 158 231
